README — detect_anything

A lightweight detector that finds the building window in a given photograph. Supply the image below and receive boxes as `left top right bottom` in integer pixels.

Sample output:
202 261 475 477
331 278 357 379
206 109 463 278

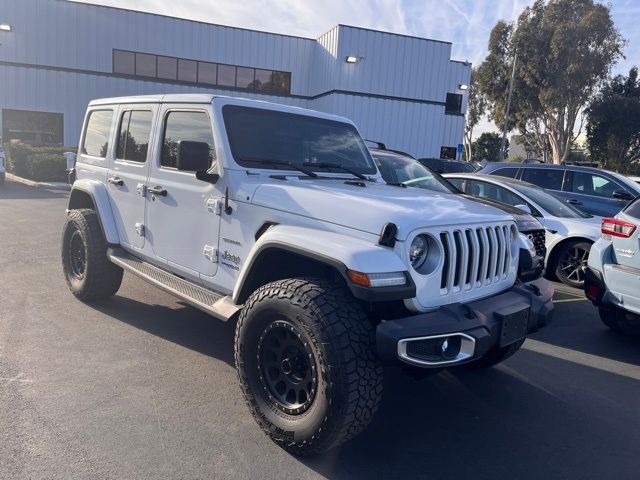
113 50 135 75
440 146 456 159
445 93 462 115
82 110 113 158
112 49 292 95
1 109 64 146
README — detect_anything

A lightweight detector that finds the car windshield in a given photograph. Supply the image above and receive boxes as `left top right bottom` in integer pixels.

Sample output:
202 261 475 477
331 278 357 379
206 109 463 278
510 182 590 218
372 153 455 193
222 105 377 175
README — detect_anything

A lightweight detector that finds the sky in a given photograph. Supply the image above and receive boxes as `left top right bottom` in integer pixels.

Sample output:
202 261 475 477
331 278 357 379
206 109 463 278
71 0 640 136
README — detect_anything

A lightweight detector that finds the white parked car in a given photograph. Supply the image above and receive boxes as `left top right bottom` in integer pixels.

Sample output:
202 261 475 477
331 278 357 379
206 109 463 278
62 95 553 455
628 175 640 185
445 173 602 288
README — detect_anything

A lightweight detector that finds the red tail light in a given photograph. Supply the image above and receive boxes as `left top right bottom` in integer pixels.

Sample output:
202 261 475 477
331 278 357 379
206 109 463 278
601 217 637 238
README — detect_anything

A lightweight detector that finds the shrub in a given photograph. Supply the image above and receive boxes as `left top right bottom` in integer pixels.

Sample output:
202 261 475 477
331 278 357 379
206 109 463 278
4 143 76 182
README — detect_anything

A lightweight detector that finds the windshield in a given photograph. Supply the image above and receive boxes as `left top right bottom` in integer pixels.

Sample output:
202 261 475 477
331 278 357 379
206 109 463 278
223 105 377 175
510 182 590 218
372 153 455 193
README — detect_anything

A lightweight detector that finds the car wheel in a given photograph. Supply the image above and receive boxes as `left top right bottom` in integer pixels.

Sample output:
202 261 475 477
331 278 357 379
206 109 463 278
599 306 640 335
61 208 123 301
235 277 383 456
554 240 592 288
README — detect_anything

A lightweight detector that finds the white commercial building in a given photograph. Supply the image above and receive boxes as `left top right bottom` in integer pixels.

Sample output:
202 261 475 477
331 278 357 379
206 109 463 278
0 0 471 158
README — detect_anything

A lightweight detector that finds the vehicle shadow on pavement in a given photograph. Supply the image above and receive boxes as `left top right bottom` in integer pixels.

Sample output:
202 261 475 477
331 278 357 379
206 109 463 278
91 296 237 367
304 360 640 480
0 183 69 200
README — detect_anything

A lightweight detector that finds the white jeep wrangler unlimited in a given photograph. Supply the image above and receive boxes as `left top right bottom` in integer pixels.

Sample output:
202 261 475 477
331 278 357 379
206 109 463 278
62 94 553 455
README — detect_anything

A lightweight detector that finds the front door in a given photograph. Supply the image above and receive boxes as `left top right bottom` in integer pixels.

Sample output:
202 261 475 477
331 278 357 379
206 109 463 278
108 105 158 249
564 170 630 217
145 105 221 279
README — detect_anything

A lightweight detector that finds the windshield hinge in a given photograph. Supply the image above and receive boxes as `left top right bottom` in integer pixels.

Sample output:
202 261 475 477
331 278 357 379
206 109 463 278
206 198 222 215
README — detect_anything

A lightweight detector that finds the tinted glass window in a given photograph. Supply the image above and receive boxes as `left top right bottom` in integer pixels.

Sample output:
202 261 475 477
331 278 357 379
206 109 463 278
236 67 255 89
271 71 291 94
116 110 153 163
217 64 236 87
445 93 462 115
493 167 519 179
82 110 113 158
135 53 156 77
178 59 197 83
510 183 588 218
459 179 523 206
197 62 217 85
372 153 454 193
223 105 376 174
157 56 177 80
624 198 640 219
568 171 620 198
521 168 564 190
161 111 215 169
255 69 272 90
113 50 134 75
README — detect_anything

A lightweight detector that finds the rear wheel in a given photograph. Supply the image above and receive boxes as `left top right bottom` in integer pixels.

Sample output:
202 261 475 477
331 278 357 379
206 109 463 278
235 277 383 456
599 306 640 335
554 240 592 288
62 209 123 301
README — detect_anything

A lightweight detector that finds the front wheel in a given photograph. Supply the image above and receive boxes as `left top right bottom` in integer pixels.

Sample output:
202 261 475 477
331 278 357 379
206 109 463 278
234 278 383 456
554 240 592 288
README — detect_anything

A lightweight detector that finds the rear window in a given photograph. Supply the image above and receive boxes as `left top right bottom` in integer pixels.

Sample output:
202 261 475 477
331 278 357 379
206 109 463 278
82 110 113 158
492 167 519 179
624 198 640 219
521 168 564 190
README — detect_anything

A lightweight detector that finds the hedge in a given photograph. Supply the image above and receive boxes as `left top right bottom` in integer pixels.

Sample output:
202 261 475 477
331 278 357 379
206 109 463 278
4 143 75 182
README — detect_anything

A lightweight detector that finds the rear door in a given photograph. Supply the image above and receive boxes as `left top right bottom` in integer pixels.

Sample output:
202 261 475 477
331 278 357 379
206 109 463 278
564 170 630 217
107 105 157 249
611 200 640 270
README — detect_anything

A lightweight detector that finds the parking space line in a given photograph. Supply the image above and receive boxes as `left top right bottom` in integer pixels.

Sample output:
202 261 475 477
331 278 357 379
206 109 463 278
553 297 588 303
524 339 640 381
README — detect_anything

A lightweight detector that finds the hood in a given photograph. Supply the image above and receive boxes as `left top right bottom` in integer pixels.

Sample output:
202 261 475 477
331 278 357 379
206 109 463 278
251 178 514 239
461 195 544 232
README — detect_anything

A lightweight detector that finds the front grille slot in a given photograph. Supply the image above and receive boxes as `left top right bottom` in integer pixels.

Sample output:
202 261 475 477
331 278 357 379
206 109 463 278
439 223 513 294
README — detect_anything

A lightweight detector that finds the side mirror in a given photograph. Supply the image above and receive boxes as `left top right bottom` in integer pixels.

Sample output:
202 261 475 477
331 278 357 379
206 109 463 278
515 204 532 214
613 189 634 201
176 141 211 172
64 151 77 171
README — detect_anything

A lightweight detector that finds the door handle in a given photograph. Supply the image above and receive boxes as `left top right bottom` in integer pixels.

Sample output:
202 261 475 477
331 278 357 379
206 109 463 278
567 199 582 205
108 176 124 187
148 186 167 197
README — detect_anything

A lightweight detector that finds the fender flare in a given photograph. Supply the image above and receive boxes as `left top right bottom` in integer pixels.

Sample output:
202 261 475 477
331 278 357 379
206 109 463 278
232 225 414 304
68 179 120 245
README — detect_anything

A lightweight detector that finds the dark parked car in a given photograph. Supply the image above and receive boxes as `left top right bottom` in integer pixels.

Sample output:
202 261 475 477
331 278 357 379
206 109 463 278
418 157 477 174
479 162 640 217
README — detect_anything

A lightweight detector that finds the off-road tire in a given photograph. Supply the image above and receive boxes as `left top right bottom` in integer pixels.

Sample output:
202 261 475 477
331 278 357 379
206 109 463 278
234 277 383 456
552 240 592 289
62 208 123 301
467 339 525 369
599 306 640 335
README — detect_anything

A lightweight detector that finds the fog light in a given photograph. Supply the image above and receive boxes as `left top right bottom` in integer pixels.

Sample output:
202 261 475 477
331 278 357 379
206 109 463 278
438 337 461 360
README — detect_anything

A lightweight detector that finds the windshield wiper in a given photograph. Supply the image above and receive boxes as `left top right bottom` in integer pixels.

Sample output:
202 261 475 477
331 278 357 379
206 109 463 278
302 162 371 181
239 156 318 178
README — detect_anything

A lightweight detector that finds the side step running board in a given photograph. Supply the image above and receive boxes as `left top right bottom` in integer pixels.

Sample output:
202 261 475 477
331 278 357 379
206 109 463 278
107 248 241 321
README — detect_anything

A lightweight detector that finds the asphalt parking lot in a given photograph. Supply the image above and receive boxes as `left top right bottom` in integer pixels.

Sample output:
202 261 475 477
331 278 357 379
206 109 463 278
1 180 640 480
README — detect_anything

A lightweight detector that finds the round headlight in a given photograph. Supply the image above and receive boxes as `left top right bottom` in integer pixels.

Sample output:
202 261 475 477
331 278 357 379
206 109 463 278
409 235 429 269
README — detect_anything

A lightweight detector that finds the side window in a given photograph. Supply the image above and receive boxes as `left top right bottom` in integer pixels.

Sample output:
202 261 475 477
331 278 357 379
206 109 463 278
568 171 620 198
624 198 640 219
116 110 153 163
82 110 113 158
492 167 519 179
465 180 523 206
161 111 215 169
521 168 564 190
447 178 465 190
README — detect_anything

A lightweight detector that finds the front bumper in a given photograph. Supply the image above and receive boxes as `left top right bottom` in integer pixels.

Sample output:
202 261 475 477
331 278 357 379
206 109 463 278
376 278 554 368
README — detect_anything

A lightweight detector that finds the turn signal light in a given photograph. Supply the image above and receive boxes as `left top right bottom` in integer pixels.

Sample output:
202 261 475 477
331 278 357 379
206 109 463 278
346 270 407 287
601 218 637 238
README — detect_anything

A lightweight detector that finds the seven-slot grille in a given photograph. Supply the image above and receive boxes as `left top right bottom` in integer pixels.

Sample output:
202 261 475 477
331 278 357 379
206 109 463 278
525 229 546 258
439 224 515 293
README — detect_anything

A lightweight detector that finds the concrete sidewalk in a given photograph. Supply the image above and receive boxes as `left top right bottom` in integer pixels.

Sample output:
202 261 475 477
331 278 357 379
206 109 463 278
5 172 71 191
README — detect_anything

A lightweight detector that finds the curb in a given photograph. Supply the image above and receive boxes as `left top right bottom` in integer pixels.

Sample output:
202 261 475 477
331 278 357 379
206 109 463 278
6 172 71 191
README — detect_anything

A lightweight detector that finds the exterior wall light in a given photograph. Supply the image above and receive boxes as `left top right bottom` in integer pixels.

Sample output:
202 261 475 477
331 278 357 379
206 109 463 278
345 56 358 64
458 84 469 91
0 24 12 31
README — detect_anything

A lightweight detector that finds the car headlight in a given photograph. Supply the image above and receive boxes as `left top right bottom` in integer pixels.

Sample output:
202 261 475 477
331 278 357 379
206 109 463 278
518 233 537 258
409 234 429 269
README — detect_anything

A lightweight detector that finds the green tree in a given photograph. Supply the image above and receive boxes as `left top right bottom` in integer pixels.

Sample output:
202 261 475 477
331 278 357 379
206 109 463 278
476 0 624 164
463 68 487 162
472 132 507 161
586 67 640 173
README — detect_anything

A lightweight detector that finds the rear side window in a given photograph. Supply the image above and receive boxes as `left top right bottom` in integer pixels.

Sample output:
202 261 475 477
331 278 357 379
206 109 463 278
521 168 564 190
161 111 215 169
116 110 153 163
492 167 519 179
624 198 640 219
82 110 113 158
568 171 620 198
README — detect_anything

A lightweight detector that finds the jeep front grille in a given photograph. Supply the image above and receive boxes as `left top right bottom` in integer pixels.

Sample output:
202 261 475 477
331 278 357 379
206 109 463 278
439 225 514 294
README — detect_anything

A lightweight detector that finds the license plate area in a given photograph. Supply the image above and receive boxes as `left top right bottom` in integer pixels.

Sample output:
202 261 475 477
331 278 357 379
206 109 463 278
496 304 530 347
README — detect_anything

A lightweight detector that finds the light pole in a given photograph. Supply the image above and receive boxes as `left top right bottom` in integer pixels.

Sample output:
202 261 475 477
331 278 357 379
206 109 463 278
500 52 517 162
